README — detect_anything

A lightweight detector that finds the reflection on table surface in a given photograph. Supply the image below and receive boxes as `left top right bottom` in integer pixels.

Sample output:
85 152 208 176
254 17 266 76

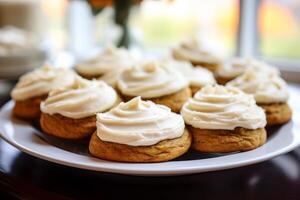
1 133 300 199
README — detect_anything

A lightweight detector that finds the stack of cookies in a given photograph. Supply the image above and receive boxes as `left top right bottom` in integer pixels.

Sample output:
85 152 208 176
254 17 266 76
10 42 292 163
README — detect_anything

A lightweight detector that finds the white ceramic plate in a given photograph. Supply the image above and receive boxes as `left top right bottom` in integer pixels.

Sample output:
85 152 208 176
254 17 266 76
0 49 47 79
1 85 300 176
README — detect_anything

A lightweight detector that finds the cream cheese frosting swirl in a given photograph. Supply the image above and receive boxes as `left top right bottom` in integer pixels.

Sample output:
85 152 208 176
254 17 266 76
118 61 188 98
75 46 135 86
217 58 251 79
41 76 118 119
11 65 75 101
217 58 279 79
165 59 216 87
172 38 221 64
181 85 266 130
226 69 289 104
96 96 185 146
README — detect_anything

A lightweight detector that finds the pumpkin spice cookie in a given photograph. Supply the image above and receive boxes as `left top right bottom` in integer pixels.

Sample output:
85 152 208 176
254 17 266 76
75 46 136 88
117 61 191 113
227 68 291 126
188 127 266 153
11 65 75 120
89 97 192 162
40 113 96 140
181 85 267 153
40 76 120 140
172 37 221 72
216 57 252 85
12 95 47 120
259 103 292 126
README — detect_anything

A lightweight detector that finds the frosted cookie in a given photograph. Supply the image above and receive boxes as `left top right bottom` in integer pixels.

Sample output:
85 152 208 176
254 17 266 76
89 97 192 162
75 46 136 88
117 61 191 113
181 85 267 153
165 59 216 95
11 65 75 120
172 38 221 72
40 76 119 139
227 69 291 126
216 58 279 85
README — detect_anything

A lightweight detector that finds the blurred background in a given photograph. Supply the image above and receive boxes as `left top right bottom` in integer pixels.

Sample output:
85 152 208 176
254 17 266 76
0 0 299 81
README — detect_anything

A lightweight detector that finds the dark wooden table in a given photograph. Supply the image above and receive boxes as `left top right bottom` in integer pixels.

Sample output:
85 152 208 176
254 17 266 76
0 85 300 200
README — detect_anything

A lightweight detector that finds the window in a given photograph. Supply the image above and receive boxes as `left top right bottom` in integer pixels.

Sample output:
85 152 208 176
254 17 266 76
258 0 300 59
130 0 239 57
41 0 300 72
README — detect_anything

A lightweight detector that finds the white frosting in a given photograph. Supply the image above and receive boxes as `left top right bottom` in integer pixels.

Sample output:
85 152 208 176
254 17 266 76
166 59 216 87
41 76 118 119
181 85 266 130
118 61 188 98
217 58 251 79
97 68 122 87
0 26 38 55
227 69 289 103
11 65 75 101
96 96 185 146
217 58 280 79
172 38 220 64
75 46 135 86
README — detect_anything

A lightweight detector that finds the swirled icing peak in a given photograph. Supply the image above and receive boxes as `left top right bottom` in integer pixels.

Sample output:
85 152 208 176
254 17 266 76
217 58 279 79
11 64 75 101
172 37 221 64
96 96 185 146
117 60 188 98
41 76 118 119
75 46 135 86
226 68 289 103
181 85 266 130
165 59 216 87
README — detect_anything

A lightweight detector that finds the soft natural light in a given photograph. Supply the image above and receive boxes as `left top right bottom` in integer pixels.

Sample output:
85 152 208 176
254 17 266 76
259 0 300 59
130 0 238 56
